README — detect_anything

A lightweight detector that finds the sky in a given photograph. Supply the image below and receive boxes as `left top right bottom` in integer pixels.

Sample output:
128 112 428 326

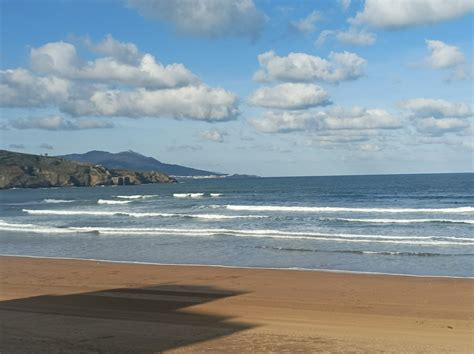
0 0 473 176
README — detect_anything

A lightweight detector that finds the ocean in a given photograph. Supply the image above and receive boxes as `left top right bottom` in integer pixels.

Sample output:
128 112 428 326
0 173 472 277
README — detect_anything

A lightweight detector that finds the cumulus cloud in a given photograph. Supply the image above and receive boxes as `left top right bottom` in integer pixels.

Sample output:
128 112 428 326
352 0 474 29
248 83 331 110
251 111 315 133
399 98 472 118
200 129 227 142
62 86 238 122
31 40 199 89
424 40 469 80
0 36 239 122
415 117 470 136
9 116 115 131
127 0 266 39
0 69 70 107
316 27 376 46
322 106 402 130
84 35 141 65
290 11 320 34
253 50 367 83
400 98 472 136
251 106 401 133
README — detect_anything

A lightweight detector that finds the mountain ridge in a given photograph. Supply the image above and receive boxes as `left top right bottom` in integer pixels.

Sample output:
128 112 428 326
0 150 175 189
59 150 223 177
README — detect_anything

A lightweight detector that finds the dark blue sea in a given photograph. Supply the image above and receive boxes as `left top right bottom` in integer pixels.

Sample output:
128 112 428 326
0 173 473 277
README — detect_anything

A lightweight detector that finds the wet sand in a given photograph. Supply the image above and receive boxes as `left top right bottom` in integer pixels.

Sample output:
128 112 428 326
0 255 472 352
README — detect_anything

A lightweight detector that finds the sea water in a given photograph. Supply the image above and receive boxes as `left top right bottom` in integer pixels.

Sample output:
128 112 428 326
0 173 472 277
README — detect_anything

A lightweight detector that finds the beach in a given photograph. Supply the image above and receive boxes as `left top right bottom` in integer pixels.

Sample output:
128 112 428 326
0 256 472 352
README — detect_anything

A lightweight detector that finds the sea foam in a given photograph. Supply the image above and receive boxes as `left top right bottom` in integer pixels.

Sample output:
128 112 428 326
97 199 132 205
5 219 473 245
223 205 474 214
116 195 157 199
22 209 265 219
43 199 75 204
328 217 474 224
173 193 204 198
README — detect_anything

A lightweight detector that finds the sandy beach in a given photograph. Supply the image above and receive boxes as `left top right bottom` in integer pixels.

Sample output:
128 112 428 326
0 255 472 352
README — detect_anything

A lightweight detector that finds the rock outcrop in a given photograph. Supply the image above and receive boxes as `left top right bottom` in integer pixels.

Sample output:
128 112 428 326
0 150 175 189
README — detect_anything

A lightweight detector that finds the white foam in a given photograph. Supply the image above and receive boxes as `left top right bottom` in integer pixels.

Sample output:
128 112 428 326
21 209 264 219
5 219 473 245
223 205 474 214
43 199 75 204
173 193 190 198
116 195 157 199
329 218 474 224
97 199 132 205
173 193 205 198
210 193 222 197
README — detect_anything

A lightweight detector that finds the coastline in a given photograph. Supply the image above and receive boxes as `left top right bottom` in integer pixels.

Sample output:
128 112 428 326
1 255 472 352
1 253 473 279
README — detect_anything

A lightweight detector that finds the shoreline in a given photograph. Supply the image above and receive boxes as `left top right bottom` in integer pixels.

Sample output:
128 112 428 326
1 253 472 279
1 255 473 352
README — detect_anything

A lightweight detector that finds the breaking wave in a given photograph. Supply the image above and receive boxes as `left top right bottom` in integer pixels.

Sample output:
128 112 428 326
173 193 204 198
5 219 473 245
43 199 75 204
327 217 474 224
97 199 132 205
116 195 157 199
255 246 473 257
222 205 474 214
21 209 265 220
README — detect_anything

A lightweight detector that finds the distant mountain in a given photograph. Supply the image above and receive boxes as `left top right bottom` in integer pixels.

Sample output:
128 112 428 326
60 150 222 177
0 150 175 189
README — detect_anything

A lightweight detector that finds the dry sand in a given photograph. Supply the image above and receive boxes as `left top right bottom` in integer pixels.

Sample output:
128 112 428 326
0 255 472 352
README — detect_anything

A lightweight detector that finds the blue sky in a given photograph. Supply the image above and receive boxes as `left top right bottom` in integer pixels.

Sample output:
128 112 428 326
1 0 473 176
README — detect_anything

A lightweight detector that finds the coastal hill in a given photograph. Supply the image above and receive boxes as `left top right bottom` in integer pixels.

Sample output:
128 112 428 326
0 150 175 189
60 150 222 177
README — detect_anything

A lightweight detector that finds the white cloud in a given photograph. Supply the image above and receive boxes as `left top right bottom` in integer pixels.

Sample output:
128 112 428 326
251 111 315 133
253 50 367 83
316 27 376 46
425 40 465 69
0 68 70 107
127 0 266 39
339 0 351 11
321 106 402 130
248 83 331 110
424 40 468 80
62 85 239 122
335 27 376 46
290 11 320 34
1 36 239 123
85 35 141 64
9 144 25 150
415 117 470 136
31 40 199 89
9 116 115 130
200 129 227 142
251 106 401 133
353 0 474 29
400 98 472 136
399 98 472 118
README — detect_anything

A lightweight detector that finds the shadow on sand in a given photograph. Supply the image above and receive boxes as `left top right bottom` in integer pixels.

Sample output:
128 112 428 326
0 284 255 352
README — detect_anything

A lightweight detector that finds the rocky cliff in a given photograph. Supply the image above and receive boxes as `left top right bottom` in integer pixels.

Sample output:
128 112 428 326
0 150 175 189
